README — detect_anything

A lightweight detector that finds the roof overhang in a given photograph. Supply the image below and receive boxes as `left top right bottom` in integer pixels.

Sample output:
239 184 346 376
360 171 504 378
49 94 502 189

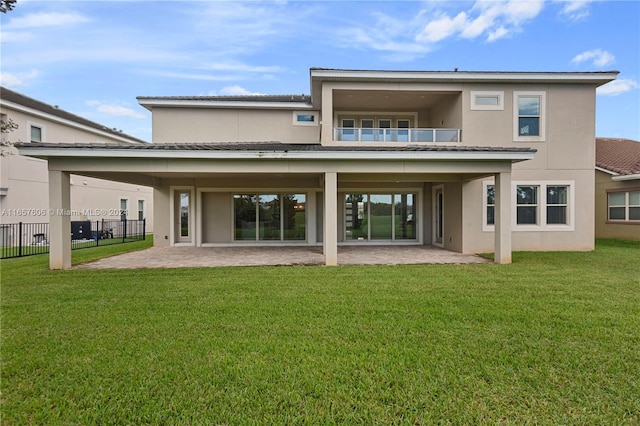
310 68 619 85
612 173 640 182
137 99 313 111
17 143 536 163
309 68 619 107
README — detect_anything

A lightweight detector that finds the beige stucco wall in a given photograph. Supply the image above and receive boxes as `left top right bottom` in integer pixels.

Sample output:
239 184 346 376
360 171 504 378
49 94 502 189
0 103 154 230
151 108 320 144
595 171 640 240
461 169 595 253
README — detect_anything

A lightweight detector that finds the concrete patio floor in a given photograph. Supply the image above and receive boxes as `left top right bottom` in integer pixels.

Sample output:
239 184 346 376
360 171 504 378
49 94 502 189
77 245 491 269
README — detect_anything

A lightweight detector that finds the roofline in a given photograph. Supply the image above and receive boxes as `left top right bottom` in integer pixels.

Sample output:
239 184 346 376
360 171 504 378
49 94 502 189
137 98 313 111
17 145 536 162
612 173 640 181
310 68 619 86
595 166 618 176
0 98 147 144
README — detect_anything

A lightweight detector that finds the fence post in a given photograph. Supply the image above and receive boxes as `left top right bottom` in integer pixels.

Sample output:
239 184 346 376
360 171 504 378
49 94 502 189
143 218 146 240
123 220 127 242
18 222 23 257
95 220 99 247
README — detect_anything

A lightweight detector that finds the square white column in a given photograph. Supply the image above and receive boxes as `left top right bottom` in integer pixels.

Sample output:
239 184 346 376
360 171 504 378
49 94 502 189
323 172 338 266
494 171 512 264
49 170 72 269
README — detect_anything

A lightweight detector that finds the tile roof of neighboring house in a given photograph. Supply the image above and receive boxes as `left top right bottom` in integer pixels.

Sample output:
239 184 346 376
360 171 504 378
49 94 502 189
0 86 148 144
18 141 536 154
596 137 640 175
136 94 311 103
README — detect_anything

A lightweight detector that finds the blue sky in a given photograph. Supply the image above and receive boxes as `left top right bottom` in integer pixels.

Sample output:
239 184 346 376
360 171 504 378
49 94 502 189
1 0 638 142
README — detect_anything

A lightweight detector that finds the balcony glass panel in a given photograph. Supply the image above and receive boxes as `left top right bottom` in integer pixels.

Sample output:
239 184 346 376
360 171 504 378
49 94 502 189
435 129 460 142
334 128 460 142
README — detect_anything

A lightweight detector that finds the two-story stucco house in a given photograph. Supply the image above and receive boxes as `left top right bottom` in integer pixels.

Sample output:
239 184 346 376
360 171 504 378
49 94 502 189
17 68 618 269
1 87 154 233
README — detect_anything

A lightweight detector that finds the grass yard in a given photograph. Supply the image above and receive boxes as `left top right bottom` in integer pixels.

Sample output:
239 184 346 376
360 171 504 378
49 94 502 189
1 238 639 424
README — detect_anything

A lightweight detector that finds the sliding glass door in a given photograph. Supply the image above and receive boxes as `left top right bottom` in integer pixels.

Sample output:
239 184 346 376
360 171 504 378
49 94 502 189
234 193 306 242
345 193 416 241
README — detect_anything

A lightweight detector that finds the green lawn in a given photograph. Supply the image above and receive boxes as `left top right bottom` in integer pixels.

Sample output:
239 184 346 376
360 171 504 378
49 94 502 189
1 239 639 424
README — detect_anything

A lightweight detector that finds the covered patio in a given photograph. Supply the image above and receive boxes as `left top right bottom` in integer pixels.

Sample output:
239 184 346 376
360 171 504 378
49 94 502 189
17 142 536 269
76 245 491 269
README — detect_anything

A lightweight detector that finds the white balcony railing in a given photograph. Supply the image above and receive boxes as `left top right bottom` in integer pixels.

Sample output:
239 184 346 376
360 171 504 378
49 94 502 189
333 128 461 143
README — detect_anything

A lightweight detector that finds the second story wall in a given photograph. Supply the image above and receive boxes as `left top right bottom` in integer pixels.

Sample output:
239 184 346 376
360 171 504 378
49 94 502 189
461 83 597 171
151 108 320 144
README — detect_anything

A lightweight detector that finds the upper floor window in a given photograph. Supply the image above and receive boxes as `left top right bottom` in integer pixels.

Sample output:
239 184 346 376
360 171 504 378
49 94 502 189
608 191 640 222
514 91 546 142
471 91 504 110
292 111 318 126
30 125 42 142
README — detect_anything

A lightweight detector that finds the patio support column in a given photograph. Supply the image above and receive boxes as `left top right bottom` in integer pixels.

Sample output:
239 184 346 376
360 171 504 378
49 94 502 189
323 172 338 266
49 170 72 269
494 171 512 264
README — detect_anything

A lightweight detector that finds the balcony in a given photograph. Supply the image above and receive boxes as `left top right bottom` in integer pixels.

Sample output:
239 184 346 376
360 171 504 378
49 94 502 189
333 128 461 143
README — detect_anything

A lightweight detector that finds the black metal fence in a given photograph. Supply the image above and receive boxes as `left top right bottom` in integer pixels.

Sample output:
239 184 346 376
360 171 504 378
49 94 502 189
0 219 146 259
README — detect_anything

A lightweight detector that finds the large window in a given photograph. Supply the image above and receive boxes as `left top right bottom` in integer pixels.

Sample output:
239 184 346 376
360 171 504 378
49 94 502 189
514 91 545 142
484 182 573 231
345 193 416 241
608 191 640 221
486 185 495 225
234 193 306 241
516 186 538 225
546 186 568 224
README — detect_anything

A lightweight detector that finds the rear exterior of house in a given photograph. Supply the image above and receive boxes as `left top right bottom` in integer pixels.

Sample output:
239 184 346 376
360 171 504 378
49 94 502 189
595 137 640 240
17 68 617 268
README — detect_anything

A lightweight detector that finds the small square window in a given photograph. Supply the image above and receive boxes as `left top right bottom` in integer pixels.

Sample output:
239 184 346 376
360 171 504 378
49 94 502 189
30 125 42 142
296 114 314 122
471 91 504 110
292 111 318 126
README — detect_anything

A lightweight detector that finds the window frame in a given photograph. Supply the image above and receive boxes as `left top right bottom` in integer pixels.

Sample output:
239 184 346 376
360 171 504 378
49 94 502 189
137 199 145 221
27 121 45 143
607 189 640 222
292 111 318 126
343 192 419 242
233 192 307 242
471 91 504 111
482 180 575 232
513 91 546 142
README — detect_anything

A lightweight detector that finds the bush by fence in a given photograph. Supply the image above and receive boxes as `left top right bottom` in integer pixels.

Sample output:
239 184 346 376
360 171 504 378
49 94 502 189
0 219 146 259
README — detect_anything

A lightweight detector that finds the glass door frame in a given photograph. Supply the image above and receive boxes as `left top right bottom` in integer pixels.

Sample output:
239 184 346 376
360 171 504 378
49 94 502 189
171 186 195 246
432 185 444 247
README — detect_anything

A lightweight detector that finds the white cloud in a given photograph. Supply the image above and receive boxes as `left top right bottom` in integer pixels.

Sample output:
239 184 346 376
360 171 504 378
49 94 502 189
199 62 284 74
571 49 616 67
86 100 146 119
4 12 91 29
416 0 544 44
218 86 265 96
417 12 469 43
555 0 596 21
0 70 39 88
597 79 640 96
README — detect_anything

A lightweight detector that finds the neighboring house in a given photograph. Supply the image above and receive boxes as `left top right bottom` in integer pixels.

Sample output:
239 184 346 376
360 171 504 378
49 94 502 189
595 137 640 240
0 87 154 233
17 68 618 269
